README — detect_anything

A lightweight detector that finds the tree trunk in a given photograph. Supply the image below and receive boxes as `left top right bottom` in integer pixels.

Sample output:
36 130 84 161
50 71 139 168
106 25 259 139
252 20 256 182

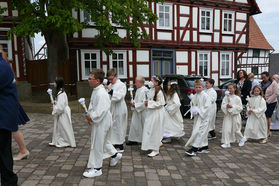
44 31 69 83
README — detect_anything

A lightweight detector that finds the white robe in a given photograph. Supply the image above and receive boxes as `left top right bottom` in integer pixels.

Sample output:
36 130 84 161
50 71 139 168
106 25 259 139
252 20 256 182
109 79 128 145
141 89 165 151
185 91 211 148
221 94 243 144
204 88 217 132
128 86 148 143
87 85 117 169
52 91 76 147
244 96 268 139
163 93 185 138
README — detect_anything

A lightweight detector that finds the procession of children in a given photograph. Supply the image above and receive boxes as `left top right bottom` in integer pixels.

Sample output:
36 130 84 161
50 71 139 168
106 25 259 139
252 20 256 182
44 68 274 178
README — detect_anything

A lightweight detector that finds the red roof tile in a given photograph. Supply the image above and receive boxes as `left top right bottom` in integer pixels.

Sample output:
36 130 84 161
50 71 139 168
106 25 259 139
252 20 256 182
249 17 274 50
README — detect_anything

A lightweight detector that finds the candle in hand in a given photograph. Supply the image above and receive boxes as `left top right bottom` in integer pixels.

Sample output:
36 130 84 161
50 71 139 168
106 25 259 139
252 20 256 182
128 87 134 101
78 98 88 115
47 89 54 104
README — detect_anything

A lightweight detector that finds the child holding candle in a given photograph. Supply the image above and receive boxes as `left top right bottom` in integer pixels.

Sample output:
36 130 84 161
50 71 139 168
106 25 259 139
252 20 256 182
105 69 128 153
83 69 121 178
49 77 76 148
205 79 217 140
162 80 184 143
127 76 148 145
141 75 166 157
221 83 246 148
185 80 211 156
244 86 268 144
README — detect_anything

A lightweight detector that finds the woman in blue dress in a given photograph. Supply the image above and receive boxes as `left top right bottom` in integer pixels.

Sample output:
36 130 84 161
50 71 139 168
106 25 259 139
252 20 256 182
0 45 30 161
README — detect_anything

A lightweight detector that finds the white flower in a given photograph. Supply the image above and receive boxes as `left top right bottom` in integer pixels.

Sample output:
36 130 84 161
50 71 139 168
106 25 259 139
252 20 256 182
47 88 52 95
246 96 250 102
225 90 230 96
103 79 108 85
188 93 194 100
78 98 86 105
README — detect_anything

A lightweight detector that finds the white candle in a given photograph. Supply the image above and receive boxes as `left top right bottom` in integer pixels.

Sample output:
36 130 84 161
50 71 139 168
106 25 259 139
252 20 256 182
128 87 134 101
47 89 54 104
78 98 88 115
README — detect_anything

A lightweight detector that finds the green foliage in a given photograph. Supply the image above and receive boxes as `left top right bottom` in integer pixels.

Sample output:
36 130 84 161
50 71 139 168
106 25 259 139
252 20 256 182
6 0 163 52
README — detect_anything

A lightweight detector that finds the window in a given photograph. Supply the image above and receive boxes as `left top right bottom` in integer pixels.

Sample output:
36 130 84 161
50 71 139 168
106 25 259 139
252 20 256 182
81 50 100 80
80 10 94 25
109 51 127 78
252 66 259 75
200 8 213 32
220 53 231 77
0 29 12 60
223 11 234 34
157 3 172 30
198 52 210 77
253 49 260 58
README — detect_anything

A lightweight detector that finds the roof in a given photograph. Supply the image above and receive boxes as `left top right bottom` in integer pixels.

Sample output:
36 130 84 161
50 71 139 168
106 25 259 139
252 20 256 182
248 17 274 50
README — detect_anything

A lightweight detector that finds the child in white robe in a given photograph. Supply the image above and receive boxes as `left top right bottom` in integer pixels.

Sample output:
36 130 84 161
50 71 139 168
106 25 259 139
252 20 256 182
221 83 246 148
205 79 217 140
106 69 128 153
83 69 122 178
141 75 165 157
49 77 76 148
162 80 184 143
244 86 268 143
185 80 211 156
127 76 148 145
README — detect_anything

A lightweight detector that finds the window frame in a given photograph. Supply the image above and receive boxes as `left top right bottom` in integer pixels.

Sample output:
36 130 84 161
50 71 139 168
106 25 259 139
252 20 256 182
80 10 95 26
197 51 210 78
199 8 213 33
222 11 235 34
0 28 12 60
220 52 232 78
251 66 259 75
253 49 260 58
109 50 127 79
156 3 173 30
81 50 100 80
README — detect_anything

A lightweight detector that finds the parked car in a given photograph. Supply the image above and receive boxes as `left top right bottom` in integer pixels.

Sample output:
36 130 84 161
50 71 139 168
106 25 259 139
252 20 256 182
162 74 223 117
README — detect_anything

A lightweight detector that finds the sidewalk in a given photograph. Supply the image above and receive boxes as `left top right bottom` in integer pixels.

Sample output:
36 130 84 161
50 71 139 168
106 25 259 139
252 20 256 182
13 112 279 186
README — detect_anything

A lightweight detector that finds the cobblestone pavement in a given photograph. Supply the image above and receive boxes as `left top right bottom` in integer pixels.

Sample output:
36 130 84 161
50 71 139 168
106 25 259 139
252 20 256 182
12 112 279 186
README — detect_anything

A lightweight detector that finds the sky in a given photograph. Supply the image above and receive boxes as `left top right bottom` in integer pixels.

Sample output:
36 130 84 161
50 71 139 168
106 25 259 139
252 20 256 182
34 0 279 54
254 0 279 53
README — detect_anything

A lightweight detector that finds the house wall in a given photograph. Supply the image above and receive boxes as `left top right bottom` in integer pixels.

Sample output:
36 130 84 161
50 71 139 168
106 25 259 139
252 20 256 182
237 49 271 78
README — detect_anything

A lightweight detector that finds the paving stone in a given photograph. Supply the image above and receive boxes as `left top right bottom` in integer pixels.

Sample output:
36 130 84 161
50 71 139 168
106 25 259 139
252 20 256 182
11 112 279 185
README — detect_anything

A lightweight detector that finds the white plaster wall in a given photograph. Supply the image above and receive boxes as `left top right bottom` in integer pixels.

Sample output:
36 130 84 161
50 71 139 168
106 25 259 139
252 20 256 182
176 65 188 75
192 7 198 28
129 50 133 62
137 65 149 77
212 52 219 71
180 6 190 14
214 10 220 30
157 32 172 40
200 35 212 42
176 51 188 63
191 52 196 72
82 28 99 38
136 50 149 62
222 36 233 43
236 13 247 20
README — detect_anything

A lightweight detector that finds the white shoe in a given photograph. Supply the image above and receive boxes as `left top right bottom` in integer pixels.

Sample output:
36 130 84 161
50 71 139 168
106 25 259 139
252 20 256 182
110 153 122 167
221 144 231 149
148 150 159 157
160 142 163 147
56 144 69 148
162 138 172 143
48 142 55 146
239 137 246 147
13 151 30 161
83 168 102 178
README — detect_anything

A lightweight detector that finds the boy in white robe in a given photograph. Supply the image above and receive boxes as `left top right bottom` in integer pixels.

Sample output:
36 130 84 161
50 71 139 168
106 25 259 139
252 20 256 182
83 69 122 178
141 76 165 157
221 83 246 148
205 79 217 140
185 80 211 156
127 76 148 145
162 80 184 143
106 69 128 153
50 77 76 148
244 86 268 143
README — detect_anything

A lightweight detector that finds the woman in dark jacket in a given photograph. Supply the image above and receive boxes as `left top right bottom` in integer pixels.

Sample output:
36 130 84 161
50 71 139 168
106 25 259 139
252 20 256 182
235 70 252 120
235 70 252 105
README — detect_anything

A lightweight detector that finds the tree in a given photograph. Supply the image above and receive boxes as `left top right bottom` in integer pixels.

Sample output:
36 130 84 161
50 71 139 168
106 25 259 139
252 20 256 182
2 0 162 82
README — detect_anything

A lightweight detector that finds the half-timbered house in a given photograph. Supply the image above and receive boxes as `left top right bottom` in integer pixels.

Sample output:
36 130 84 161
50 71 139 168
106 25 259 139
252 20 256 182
68 0 261 86
237 17 274 79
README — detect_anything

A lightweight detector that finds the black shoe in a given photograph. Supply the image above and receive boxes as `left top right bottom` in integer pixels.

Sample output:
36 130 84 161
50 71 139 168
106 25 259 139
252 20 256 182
126 141 138 146
197 146 209 154
185 149 197 156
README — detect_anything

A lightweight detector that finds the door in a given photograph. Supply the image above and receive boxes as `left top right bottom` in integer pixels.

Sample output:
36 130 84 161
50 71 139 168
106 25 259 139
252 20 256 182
151 50 174 76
